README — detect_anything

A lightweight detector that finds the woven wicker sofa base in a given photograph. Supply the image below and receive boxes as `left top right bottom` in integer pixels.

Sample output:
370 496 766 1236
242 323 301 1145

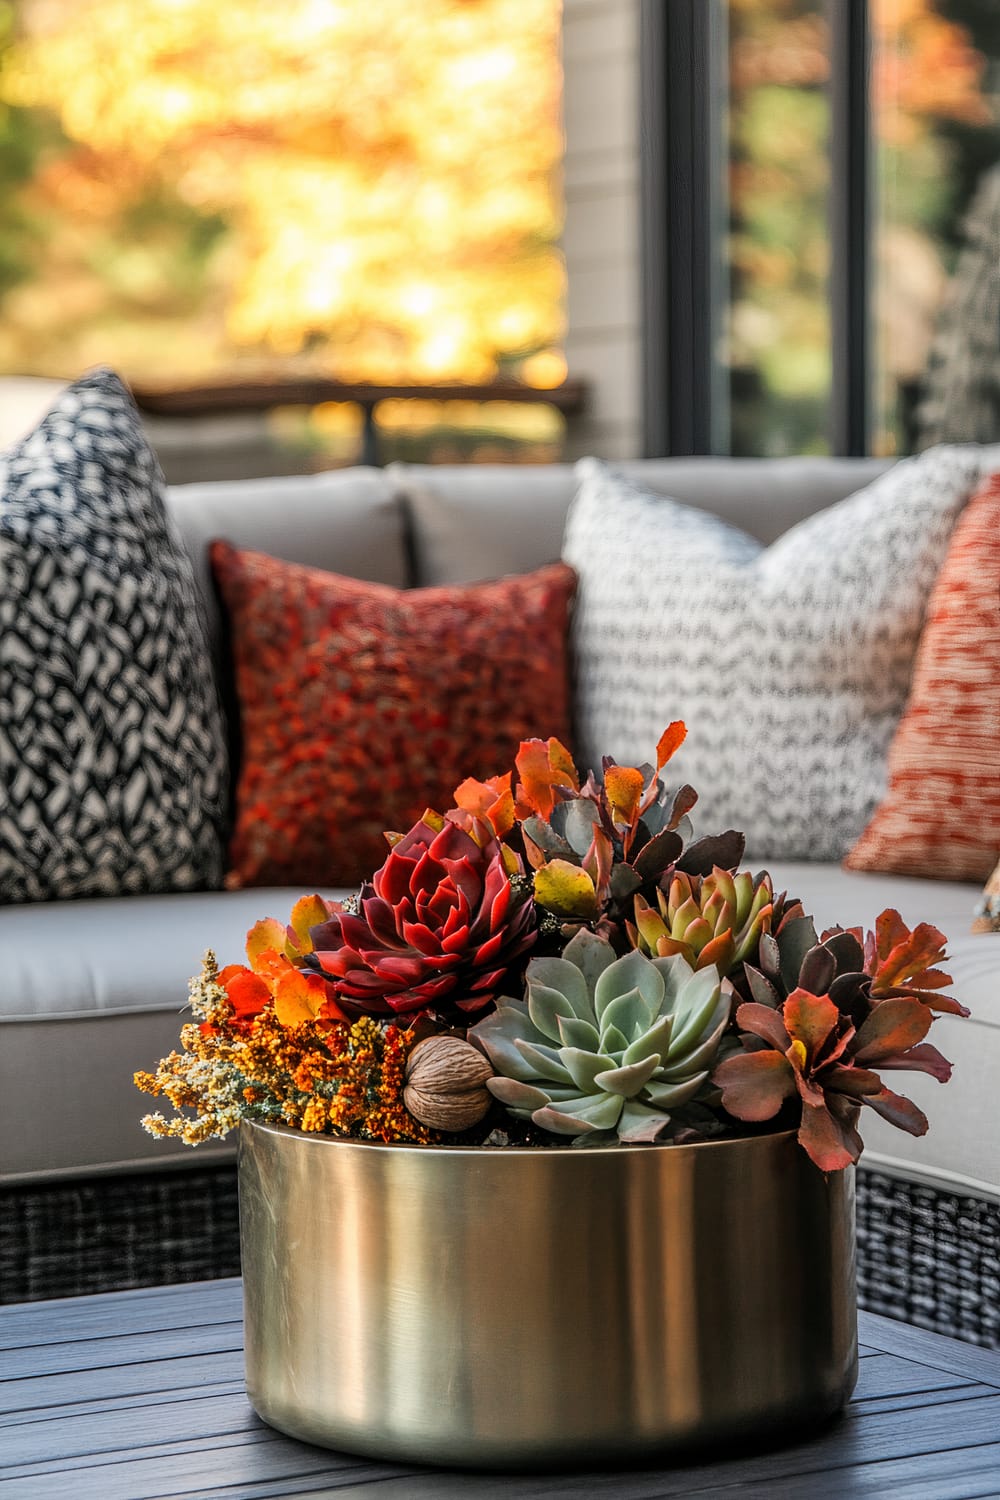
1 1164 241 1306
856 1169 999 1348
2 1162 997 1347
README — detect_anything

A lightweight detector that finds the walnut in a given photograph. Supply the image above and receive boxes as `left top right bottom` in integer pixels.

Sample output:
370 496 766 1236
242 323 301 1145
403 1035 494 1132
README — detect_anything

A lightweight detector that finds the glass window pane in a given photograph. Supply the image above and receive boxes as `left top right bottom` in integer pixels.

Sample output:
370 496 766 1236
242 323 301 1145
872 0 1000 454
0 0 564 396
726 0 832 455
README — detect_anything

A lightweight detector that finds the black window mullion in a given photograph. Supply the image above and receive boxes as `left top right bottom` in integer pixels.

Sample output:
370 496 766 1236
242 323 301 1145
828 0 871 456
638 0 670 459
639 0 724 458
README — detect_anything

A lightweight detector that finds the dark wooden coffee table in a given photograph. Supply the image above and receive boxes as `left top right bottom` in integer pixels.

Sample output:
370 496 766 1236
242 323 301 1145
3 1278 999 1499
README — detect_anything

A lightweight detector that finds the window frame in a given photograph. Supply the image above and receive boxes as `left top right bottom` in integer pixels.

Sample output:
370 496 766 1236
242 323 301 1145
638 0 872 458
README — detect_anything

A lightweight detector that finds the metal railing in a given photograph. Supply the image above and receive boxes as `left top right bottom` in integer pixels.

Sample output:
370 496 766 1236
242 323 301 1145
132 377 588 466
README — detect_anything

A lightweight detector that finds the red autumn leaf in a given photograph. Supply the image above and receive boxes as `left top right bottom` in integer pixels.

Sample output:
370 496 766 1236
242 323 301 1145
861 1087 929 1137
852 996 932 1066
873 908 909 966
821 923 864 947
866 911 967 1016
890 984 969 1019
521 829 547 871
663 783 698 829
734 1001 791 1052
712 1049 796 1121
245 947 286 987
869 913 948 990
656 721 687 771
582 824 614 895
547 737 580 788
219 965 271 1024
784 1040 826 1108
873 1042 952 1083
821 1062 884 1099
246 918 289 971
797 1100 862 1172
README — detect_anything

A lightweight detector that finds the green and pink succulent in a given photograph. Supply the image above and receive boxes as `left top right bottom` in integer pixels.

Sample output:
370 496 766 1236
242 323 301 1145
630 867 774 975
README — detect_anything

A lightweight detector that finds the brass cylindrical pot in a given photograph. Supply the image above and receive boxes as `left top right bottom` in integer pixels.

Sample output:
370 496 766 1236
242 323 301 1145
239 1120 857 1467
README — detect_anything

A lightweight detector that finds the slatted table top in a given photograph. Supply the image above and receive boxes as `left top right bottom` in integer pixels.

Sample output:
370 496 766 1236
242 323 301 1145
2 1278 1000 1500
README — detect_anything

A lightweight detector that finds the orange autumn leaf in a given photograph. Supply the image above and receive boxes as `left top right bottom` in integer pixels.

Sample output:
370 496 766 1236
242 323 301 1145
273 966 332 1027
547 737 579 787
604 765 645 828
656 721 687 772
514 736 579 820
288 894 332 957
453 772 516 838
246 917 291 970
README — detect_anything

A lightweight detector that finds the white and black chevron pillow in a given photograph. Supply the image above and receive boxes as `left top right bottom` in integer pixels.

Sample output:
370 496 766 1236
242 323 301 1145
562 448 983 862
0 368 228 901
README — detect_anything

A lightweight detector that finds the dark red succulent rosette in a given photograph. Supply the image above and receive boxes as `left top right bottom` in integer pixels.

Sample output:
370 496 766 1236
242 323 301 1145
304 816 537 1020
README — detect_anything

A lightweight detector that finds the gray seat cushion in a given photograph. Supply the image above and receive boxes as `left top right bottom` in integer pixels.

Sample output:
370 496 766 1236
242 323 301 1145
0 887 350 1181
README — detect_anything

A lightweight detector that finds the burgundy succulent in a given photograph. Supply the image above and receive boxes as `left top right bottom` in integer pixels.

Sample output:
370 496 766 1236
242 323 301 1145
305 815 537 1020
713 907 960 1171
712 987 952 1172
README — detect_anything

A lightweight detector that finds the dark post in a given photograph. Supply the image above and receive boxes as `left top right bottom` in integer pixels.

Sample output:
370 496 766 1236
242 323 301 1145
639 0 725 457
828 0 871 455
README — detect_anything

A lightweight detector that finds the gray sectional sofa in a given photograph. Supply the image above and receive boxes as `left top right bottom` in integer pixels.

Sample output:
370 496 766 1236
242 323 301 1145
2 455 998 1330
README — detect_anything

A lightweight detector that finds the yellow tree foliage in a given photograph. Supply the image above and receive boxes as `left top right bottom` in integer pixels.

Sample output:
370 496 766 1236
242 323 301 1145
1 0 564 384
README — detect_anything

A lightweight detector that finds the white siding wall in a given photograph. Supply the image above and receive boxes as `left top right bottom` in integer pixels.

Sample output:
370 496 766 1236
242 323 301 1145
561 0 642 460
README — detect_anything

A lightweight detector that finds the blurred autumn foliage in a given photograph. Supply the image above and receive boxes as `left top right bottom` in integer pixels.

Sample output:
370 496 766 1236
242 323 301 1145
2 0 999 461
728 0 1000 456
0 0 564 388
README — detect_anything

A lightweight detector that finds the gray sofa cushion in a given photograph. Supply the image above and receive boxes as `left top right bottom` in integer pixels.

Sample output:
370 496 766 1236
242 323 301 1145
1 871 994 1195
166 468 409 673
0 887 350 1181
394 456 892 586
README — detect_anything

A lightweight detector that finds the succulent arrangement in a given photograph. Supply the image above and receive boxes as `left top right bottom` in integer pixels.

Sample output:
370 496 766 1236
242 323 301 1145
137 723 966 1171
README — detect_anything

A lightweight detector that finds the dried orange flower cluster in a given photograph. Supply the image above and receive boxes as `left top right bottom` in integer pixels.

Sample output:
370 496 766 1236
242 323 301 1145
135 952 437 1146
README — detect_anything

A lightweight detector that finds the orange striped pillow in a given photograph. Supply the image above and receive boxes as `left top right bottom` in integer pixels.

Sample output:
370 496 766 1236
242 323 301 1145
845 470 1000 882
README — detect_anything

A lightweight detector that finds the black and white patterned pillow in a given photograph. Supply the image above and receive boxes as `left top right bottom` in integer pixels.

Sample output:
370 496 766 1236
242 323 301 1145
0 368 228 901
562 449 983 862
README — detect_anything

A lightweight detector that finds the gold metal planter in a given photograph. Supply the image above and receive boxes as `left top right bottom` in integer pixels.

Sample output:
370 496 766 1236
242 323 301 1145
239 1120 857 1467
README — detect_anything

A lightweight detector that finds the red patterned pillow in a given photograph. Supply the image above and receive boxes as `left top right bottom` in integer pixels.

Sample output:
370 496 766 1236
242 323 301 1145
210 542 576 888
845 471 1000 882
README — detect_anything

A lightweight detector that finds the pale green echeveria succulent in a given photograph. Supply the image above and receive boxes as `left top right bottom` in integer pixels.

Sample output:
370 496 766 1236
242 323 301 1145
470 929 730 1144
